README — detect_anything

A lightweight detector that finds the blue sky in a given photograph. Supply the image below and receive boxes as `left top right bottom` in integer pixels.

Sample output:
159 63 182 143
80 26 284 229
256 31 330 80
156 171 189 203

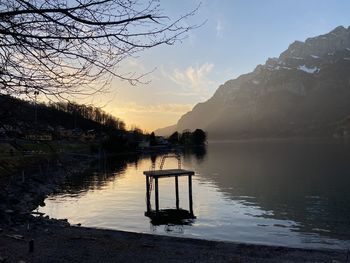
99 0 350 131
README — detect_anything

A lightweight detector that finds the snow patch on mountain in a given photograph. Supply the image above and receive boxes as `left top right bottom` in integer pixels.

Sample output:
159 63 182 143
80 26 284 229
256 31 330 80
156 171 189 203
298 65 319 74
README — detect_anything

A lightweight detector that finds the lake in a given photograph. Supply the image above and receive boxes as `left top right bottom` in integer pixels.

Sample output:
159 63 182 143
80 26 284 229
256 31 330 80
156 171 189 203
38 140 350 249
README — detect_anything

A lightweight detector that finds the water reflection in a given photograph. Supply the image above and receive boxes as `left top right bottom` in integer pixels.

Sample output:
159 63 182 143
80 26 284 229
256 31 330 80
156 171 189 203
187 141 350 241
145 209 195 226
58 154 140 196
39 141 350 249
183 146 207 163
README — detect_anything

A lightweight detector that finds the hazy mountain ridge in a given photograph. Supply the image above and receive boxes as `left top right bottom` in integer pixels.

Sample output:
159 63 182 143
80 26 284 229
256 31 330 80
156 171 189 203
156 26 350 138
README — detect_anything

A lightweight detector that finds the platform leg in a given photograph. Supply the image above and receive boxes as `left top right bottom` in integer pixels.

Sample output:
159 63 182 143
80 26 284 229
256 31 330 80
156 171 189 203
155 177 159 212
146 176 151 213
188 175 193 215
175 176 179 210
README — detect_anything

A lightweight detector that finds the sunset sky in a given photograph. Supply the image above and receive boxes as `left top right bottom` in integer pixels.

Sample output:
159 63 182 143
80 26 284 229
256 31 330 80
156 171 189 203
91 0 350 132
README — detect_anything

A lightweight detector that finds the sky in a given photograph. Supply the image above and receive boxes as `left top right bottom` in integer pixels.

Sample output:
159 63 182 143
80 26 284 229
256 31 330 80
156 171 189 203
90 0 350 132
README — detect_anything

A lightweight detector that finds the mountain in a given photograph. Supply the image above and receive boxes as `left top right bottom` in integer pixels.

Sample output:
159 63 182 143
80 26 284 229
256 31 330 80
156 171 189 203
155 124 177 137
156 26 350 139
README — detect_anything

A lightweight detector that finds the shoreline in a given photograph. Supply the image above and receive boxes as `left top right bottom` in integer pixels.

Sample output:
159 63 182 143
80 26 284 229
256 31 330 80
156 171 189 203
1 221 348 263
0 154 349 262
208 136 350 144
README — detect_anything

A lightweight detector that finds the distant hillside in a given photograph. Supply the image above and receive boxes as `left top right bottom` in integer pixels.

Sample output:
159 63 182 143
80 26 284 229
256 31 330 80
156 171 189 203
153 124 177 137
156 26 350 139
0 95 150 153
0 95 125 134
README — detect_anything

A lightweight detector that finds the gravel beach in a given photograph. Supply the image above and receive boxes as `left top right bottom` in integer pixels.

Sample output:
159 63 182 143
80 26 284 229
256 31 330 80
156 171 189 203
0 221 348 263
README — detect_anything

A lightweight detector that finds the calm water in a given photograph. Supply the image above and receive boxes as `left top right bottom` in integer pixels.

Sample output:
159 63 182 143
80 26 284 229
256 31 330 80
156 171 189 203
39 140 350 249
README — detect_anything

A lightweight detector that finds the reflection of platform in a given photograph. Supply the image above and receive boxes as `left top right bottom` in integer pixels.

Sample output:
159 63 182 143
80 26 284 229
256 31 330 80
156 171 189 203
145 209 196 225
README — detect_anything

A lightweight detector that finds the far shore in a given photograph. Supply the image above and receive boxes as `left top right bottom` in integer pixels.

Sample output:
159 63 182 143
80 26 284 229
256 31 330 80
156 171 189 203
208 136 350 144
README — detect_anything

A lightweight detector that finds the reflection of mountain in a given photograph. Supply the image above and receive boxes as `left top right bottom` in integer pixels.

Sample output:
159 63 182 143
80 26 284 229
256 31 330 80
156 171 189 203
188 141 350 240
156 26 350 138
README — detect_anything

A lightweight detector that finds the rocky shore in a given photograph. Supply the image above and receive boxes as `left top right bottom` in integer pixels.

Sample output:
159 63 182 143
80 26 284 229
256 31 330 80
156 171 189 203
0 154 94 225
0 155 349 262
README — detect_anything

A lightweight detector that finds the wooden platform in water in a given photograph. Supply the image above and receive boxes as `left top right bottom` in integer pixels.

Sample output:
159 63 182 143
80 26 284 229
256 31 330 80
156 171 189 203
143 169 195 178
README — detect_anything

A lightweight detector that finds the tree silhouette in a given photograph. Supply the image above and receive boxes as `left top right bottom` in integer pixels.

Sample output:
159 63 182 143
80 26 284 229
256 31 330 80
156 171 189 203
180 129 192 145
0 0 198 99
192 129 206 145
168 131 179 144
149 131 156 146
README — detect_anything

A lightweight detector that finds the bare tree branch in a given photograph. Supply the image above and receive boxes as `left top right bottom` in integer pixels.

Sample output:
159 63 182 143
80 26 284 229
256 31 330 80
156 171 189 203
0 0 199 99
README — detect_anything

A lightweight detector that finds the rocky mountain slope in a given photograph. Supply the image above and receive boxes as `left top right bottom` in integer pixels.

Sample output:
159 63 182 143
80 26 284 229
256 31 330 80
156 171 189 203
156 26 350 139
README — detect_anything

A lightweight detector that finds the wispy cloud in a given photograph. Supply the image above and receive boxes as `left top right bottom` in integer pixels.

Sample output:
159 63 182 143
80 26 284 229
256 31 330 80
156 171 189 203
126 57 146 71
117 102 193 114
155 91 199 97
165 62 216 95
216 19 224 38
